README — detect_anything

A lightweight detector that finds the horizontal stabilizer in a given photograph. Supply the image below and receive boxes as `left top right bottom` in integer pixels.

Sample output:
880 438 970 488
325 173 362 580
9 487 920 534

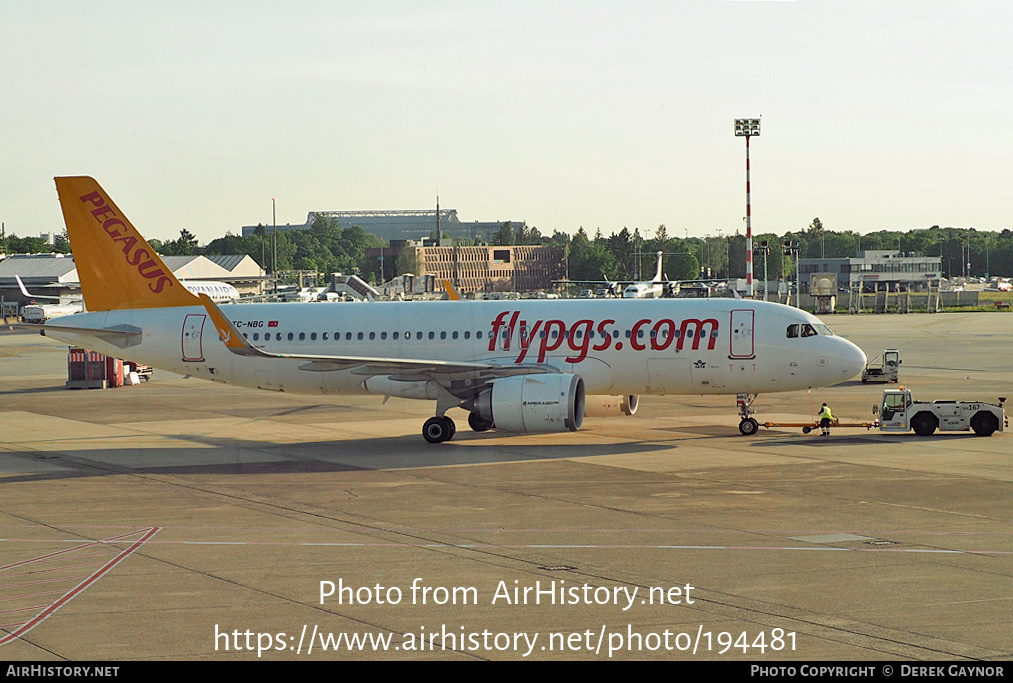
31 323 142 350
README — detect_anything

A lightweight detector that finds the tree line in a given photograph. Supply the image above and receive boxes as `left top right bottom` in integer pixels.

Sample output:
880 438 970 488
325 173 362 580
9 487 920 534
3 217 1011 285
536 219 1013 284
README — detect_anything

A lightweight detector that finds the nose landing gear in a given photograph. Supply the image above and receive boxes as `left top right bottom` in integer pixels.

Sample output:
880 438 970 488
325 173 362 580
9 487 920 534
737 393 759 436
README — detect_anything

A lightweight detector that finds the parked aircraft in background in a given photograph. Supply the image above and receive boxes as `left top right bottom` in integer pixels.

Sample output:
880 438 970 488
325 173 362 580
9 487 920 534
179 280 239 303
621 251 668 298
15 275 83 322
37 177 866 442
556 251 713 299
18 273 236 313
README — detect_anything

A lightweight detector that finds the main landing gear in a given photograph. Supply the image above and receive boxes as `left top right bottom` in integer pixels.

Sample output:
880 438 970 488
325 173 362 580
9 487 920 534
423 412 496 443
737 393 759 436
422 415 456 443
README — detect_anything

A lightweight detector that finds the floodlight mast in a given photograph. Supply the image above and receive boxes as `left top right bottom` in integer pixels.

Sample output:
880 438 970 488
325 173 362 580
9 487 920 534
735 118 760 298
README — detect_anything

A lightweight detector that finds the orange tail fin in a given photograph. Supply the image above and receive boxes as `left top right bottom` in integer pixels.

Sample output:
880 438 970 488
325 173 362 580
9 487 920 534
56 176 200 311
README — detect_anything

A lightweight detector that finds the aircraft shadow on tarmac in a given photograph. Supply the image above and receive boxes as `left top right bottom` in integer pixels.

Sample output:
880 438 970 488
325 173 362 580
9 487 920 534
0 385 71 395
0 433 675 483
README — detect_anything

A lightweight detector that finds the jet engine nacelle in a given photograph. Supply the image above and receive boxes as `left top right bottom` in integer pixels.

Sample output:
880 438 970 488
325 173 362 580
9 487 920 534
469 374 585 434
584 394 639 418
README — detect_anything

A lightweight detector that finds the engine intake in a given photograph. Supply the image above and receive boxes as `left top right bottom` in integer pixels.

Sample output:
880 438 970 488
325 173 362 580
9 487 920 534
468 374 585 433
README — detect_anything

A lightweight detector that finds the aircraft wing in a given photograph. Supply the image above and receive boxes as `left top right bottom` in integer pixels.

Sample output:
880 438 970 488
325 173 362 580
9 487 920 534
197 294 556 382
551 279 631 286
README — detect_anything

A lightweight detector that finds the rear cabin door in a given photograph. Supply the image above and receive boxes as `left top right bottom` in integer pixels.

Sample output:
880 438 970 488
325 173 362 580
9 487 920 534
181 314 206 362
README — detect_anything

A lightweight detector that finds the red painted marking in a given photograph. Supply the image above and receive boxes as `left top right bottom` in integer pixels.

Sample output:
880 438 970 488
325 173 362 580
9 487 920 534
0 527 160 646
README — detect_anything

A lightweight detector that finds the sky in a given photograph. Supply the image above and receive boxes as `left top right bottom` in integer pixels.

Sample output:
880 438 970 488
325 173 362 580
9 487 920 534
2 0 1011 244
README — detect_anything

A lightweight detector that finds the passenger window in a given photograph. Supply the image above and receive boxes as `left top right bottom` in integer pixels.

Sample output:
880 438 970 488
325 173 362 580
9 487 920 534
464 331 470 340
287 332 294 341
440 331 447 340
369 332 375 340
299 332 305 341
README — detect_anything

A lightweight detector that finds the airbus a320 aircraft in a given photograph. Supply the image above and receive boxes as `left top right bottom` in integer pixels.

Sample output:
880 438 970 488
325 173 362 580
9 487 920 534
37 177 866 442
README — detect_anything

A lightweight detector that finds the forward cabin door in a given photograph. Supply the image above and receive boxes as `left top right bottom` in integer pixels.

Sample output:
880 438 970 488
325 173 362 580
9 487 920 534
729 309 755 359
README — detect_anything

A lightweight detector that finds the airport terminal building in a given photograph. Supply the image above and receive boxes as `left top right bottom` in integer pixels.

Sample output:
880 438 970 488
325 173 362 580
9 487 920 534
241 208 522 244
800 250 942 292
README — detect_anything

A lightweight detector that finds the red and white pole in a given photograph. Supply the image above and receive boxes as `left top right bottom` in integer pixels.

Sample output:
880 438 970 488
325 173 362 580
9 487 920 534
745 134 754 296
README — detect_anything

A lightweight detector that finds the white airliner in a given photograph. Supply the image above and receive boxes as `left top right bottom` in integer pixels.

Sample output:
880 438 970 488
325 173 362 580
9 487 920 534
18 270 236 308
37 177 866 442
178 280 239 303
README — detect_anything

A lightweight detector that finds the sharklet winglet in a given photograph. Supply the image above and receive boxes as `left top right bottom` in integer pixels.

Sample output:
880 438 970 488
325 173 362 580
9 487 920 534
197 293 264 357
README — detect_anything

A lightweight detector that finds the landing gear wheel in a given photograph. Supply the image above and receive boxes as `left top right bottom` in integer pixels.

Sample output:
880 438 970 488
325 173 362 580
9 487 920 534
468 412 494 432
423 416 455 443
738 417 759 436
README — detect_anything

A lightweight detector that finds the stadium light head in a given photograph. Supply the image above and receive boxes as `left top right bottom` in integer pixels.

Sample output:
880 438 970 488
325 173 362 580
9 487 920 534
734 118 761 137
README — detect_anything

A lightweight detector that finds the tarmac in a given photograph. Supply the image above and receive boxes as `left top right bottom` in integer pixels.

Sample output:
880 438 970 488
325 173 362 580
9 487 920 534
0 310 1009 661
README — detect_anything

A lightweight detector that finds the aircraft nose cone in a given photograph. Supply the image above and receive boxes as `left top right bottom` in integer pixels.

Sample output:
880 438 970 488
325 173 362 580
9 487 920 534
841 340 867 380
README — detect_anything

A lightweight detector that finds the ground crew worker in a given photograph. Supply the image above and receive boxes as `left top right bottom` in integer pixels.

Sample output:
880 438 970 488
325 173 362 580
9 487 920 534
818 402 833 436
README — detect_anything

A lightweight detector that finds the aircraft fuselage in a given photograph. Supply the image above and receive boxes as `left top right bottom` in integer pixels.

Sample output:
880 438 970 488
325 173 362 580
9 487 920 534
46 297 865 398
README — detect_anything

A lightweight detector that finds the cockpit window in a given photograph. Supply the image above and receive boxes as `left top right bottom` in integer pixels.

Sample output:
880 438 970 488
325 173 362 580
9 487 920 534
788 322 835 338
